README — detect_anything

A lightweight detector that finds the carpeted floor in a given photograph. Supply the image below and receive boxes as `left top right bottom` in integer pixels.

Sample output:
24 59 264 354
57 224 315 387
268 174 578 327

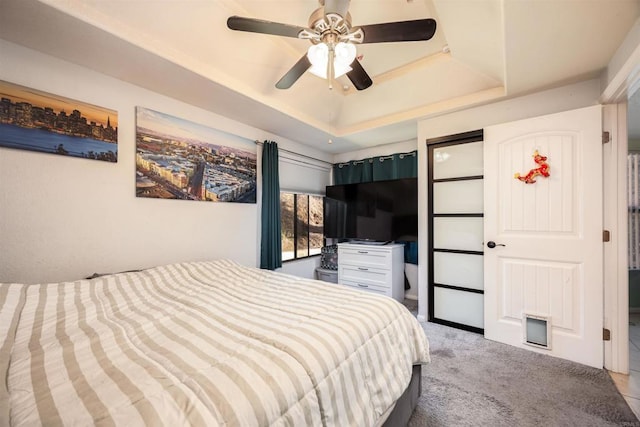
403 300 639 426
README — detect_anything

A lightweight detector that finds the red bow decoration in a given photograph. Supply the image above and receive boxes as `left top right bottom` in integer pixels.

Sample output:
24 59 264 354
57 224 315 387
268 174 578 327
514 150 550 184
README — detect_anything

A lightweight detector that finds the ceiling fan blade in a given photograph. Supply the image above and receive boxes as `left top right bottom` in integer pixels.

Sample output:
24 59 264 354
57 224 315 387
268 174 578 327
276 55 312 89
358 18 437 43
324 0 351 18
346 59 372 91
227 16 307 38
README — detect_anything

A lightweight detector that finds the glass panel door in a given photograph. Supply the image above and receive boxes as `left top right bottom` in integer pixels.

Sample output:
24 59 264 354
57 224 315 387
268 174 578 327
428 133 484 333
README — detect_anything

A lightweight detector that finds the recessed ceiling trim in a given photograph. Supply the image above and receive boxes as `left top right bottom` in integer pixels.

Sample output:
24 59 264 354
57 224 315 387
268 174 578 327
337 86 506 136
343 51 452 95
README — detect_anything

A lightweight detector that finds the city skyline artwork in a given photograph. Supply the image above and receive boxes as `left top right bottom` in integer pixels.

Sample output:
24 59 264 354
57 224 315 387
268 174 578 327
0 80 118 162
135 106 257 203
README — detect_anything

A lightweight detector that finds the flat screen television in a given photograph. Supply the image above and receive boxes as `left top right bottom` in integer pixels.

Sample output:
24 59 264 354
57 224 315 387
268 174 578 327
324 178 418 242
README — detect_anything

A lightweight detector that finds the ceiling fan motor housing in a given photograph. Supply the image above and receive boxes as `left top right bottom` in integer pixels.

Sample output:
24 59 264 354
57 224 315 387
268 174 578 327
307 7 354 45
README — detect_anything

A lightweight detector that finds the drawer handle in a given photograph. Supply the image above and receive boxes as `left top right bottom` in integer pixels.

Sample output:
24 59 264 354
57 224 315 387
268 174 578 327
357 284 369 288
357 251 369 254
358 267 369 271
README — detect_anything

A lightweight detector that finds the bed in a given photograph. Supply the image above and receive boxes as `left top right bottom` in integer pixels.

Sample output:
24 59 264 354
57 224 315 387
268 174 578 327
0 259 429 426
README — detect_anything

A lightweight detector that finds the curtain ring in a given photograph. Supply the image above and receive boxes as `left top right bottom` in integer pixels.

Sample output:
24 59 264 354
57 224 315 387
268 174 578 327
338 164 343 168
379 157 385 162
399 154 405 159
369 159 373 163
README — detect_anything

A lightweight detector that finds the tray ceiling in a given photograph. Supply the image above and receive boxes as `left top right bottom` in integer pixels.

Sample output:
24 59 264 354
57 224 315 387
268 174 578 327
0 0 638 153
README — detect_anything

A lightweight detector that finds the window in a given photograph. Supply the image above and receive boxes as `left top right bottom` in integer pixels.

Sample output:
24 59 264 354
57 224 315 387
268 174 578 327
281 192 324 261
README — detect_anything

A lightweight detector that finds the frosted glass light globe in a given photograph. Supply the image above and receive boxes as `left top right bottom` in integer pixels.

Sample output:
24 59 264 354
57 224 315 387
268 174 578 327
334 42 357 67
307 43 328 67
307 42 356 79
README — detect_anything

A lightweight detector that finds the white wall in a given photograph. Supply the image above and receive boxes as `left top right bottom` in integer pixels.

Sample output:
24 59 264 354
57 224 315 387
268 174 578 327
415 78 602 320
0 40 330 284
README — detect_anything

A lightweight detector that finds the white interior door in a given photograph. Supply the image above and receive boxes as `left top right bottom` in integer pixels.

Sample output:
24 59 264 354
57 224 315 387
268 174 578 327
484 105 603 368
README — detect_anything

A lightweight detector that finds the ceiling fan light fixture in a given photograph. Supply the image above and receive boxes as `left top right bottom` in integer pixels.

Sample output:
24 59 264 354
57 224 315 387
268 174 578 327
307 43 327 64
335 42 356 65
335 63 353 78
307 42 356 79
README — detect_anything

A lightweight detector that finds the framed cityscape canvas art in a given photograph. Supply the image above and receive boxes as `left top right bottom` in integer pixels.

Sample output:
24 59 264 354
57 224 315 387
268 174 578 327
135 106 257 203
0 80 118 162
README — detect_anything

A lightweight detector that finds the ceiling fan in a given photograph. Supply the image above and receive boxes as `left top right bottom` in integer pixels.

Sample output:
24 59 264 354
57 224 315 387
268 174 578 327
227 0 437 91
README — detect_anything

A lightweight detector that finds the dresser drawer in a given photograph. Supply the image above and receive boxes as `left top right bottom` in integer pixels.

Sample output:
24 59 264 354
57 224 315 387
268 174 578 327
338 247 393 269
340 279 388 296
339 265 391 289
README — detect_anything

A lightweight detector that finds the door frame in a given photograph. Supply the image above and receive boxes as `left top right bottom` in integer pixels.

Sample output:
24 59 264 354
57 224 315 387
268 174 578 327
602 103 629 373
600 25 640 373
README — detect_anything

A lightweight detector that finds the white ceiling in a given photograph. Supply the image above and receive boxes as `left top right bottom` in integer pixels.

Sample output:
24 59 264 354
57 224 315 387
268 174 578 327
0 0 638 153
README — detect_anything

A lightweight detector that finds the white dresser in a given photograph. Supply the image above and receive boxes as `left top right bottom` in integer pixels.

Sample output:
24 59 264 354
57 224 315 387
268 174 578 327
337 243 405 302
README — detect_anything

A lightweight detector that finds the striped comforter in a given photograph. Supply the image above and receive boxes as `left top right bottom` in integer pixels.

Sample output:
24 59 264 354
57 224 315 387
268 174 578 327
0 260 429 426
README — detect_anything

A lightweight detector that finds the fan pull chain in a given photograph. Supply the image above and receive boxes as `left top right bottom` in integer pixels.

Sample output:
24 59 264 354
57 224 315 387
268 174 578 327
327 45 335 90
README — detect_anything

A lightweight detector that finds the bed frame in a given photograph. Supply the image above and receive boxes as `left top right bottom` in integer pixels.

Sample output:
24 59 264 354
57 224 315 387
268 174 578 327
382 364 422 426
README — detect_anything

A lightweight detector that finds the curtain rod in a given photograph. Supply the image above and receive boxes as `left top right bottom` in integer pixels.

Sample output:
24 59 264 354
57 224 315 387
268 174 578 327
255 140 333 166
336 150 417 168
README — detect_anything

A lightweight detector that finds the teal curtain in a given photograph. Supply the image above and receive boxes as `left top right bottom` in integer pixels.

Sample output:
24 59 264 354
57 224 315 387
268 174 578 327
260 141 282 270
372 152 418 181
333 151 418 266
333 159 373 184
334 151 417 184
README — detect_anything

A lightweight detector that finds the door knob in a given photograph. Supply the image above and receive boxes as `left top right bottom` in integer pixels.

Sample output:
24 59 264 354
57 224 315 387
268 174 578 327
487 241 506 249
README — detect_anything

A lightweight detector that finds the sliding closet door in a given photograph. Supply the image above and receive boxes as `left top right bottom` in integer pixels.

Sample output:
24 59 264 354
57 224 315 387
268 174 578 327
428 131 484 333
